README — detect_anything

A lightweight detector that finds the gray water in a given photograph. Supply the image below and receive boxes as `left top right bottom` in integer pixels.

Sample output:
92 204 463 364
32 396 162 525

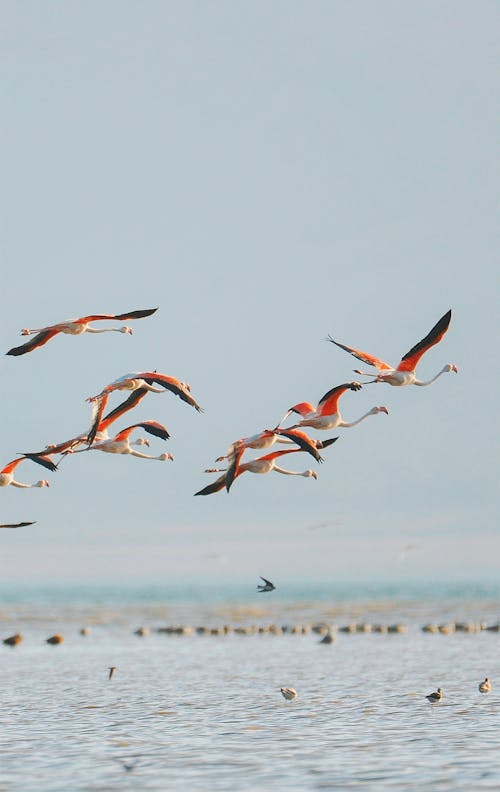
0 582 499 790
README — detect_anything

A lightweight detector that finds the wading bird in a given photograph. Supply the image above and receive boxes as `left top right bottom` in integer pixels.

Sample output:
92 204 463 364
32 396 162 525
195 447 322 496
278 382 388 431
87 372 202 445
6 308 158 356
425 687 443 704
73 422 173 461
328 309 458 386
280 687 297 702
478 677 491 694
0 456 56 488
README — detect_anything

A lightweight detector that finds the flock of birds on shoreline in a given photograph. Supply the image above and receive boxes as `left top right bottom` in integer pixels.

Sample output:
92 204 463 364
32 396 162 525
4 305 484 706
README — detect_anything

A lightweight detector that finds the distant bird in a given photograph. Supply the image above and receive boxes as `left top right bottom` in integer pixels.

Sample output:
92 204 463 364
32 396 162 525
109 666 117 680
319 632 335 644
6 308 158 356
46 634 64 645
73 422 173 461
0 521 36 529
328 309 458 386
87 372 202 445
478 677 491 694
277 382 388 431
195 448 319 496
0 456 56 489
425 687 443 704
3 633 22 646
257 576 276 592
280 687 297 702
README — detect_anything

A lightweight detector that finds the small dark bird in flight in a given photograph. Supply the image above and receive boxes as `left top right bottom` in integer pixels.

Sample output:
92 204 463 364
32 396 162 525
257 576 276 593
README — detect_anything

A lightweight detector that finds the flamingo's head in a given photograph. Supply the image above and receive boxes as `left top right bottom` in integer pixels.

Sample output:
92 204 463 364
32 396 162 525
447 364 458 374
134 438 150 448
35 480 50 488
120 326 133 335
160 453 174 462
20 328 31 336
373 405 389 415
306 470 318 480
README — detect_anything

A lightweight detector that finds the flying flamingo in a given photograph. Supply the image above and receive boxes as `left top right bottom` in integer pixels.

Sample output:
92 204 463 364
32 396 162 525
0 521 36 529
6 308 158 356
222 429 336 492
328 309 458 386
195 447 323 496
72 421 174 461
24 389 162 461
87 372 202 445
278 382 388 431
0 456 56 488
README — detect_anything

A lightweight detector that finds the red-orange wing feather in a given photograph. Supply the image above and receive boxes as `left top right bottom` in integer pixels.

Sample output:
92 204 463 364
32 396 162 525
6 328 61 356
317 382 362 416
328 336 392 371
396 310 452 372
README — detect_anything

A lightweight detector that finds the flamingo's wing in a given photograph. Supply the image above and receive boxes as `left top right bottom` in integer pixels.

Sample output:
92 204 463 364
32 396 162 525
0 521 36 529
98 388 149 433
23 437 82 457
317 436 339 451
21 454 58 472
76 309 157 323
194 473 228 496
113 308 158 321
327 336 392 371
130 421 170 441
225 443 246 492
317 382 362 416
87 395 109 446
142 373 203 412
286 402 315 418
397 310 452 372
274 428 323 462
6 328 60 356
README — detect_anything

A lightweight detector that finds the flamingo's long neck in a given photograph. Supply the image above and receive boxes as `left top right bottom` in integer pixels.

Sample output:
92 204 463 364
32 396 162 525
128 449 170 460
272 464 312 477
338 410 376 428
413 367 451 386
85 326 129 334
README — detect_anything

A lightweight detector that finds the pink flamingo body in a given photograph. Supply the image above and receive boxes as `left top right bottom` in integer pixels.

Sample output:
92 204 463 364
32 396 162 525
7 308 158 356
328 310 458 386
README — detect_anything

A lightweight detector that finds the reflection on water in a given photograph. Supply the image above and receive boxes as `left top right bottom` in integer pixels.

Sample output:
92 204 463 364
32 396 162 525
0 582 499 790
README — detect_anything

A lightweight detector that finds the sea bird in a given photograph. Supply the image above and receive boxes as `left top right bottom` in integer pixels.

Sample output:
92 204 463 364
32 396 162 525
425 687 443 704
277 381 388 431
0 456 56 488
257 576 276 592
478 677 491 694
280 687 297 702
6 308 158 356
195 448 320 496
328 309 458 386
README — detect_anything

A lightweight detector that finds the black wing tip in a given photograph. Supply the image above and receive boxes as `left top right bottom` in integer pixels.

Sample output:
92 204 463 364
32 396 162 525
6 347 24 356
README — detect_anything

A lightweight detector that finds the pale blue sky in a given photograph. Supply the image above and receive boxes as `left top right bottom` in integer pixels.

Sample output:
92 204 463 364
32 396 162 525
1 1 498 582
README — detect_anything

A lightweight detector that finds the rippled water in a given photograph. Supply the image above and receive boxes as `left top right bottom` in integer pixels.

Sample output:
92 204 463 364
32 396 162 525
0 582 499 790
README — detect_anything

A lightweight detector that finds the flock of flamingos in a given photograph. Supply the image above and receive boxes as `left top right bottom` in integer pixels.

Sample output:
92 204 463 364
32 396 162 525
1 306 458 529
